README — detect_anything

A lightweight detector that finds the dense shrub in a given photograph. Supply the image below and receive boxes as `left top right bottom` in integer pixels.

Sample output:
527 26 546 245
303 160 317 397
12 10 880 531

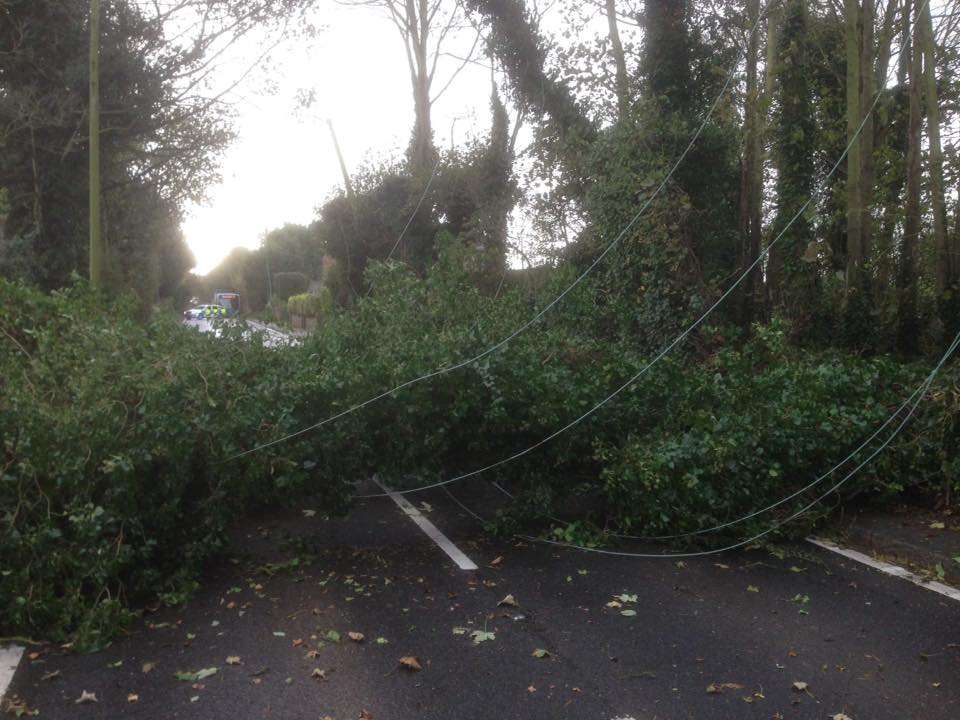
2 245 958 645
0 280 349 647
288 288 332 319
271 271 309 301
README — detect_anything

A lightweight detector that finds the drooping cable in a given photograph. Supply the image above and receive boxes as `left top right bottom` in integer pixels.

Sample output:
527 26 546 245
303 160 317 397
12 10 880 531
224 4 770 462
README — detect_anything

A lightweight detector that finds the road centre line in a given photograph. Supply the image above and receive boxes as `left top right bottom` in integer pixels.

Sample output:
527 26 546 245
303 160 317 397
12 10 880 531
808 537 960 603
374 478 478 571
0 645 24 702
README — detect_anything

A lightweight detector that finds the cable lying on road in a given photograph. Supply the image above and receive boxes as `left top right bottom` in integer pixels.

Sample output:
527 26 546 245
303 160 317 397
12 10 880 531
224 4 770 463
441 326 960 558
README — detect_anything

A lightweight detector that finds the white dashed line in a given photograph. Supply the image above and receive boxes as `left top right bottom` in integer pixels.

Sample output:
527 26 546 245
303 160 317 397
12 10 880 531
375 478 478 571
0 645 24 701
808 537 960 603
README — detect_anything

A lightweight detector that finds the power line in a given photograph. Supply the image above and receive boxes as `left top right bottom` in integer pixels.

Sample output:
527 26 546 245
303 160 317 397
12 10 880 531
442 327 959 559
352 43 906 500
224 4 770 462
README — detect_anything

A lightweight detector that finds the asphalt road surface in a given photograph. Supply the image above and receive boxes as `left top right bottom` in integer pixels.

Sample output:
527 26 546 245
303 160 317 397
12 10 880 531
6 481 959 719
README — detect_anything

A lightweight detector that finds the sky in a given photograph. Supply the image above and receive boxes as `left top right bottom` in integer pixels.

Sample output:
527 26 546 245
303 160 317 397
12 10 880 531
182 3 504 275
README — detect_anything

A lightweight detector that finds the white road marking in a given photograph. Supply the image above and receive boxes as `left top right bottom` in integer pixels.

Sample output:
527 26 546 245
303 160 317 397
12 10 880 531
374 478 478 570
808 537 960 603
0 645 24 701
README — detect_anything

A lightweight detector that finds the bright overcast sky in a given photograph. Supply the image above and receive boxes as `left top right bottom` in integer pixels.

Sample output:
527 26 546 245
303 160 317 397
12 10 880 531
182 2 506 274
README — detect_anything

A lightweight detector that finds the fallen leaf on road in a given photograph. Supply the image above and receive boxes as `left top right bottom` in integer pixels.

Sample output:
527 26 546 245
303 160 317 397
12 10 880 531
532 649 550 658
127 694 139 703
498 594 518 607
226 656 241 665
831 714 853 720
399 656 422 671
706 682 743 694
40 670 60 682
348 632 364 642
527 685 536 693
311 668 327 680
175 667 218 682
616 593 638 603
930 521 945 530
606 600 622 608
375 637 389 645
747 585 760 593
359 711 374 719
620 609 637 617
325 630 341 643
490 556 503 566
792 681 809 692
142 661 156 674
471 630 495 645
75 691 98 705
302 509 316 517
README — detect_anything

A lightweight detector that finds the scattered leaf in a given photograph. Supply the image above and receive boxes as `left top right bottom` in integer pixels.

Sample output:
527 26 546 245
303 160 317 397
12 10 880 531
471 630 496 645
175 667 218 682
490 556 503 566
348 632 364 643
747 585 760 593
930 521 946 530
142 661 156 674
40 670 61 682
302 509 316 517
226 656 241 665
792 681 809 692
706 682 743 694
399 656 422 671
127 694 139 703
620 609 637 617
532 649 550 659
498 594 518 607
326 630 341 643
311 668 327 680
75 691 98 705
375 637 389 645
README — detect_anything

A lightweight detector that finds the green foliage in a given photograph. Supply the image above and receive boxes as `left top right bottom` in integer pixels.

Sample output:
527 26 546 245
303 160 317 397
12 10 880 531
0 279 349 647
272 272 309 301
287 289 332 318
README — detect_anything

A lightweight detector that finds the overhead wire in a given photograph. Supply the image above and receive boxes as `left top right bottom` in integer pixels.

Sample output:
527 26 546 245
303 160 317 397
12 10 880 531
442 328 960 558
224 3 771 462
352 20 916 500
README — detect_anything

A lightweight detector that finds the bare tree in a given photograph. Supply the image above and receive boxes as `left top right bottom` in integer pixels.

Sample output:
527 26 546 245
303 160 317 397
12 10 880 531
345 0 481 172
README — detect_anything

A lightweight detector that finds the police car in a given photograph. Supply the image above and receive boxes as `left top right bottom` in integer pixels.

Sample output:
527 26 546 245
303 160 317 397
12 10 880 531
183 304 228 320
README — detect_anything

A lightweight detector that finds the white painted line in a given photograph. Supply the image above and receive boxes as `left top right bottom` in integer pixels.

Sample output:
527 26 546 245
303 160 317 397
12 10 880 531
0 645 25 701
375 478 478 570
808 537 960 603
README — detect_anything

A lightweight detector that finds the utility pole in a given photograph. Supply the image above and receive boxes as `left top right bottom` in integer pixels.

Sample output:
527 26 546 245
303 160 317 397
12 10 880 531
89 0 104 289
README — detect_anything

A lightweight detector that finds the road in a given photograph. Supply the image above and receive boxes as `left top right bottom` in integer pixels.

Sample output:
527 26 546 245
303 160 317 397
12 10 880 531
183 317 297 348
5 481 958 719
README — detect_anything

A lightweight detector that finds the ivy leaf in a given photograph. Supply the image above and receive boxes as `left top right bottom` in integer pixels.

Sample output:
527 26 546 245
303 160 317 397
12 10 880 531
471 630 496 644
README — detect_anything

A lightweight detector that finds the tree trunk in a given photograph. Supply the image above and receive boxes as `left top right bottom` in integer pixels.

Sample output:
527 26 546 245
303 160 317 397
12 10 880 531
845 0 863 285
918 0 950 295
604 0 630 118
407 0 435 174
764 1 784 307
860 0 876 264
89 0 104 290
898 0 921 352
739 0 763 327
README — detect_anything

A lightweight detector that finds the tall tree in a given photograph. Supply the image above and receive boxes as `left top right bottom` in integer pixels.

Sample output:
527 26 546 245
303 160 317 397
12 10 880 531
918 0 950 297
859 0 876 263
898 0 921 351
89 0 103 290
770 0 816 319
604 0 630 118
845 0 864 286
739 0 763 326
